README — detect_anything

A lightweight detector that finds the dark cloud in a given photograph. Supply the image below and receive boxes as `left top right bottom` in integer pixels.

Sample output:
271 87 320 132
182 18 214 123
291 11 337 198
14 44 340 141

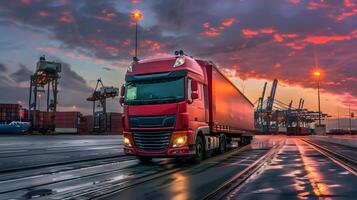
10 64 32 82
0 63 7 72
60 62 92 92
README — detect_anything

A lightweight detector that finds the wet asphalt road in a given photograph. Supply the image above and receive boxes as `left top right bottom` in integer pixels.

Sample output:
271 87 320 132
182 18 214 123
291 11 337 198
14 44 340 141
0 135 124 172
0 135 355 200
228 138 357 200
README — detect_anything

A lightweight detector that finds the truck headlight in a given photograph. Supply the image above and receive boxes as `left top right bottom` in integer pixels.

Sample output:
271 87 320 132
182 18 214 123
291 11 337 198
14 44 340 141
172 135 187 148
124 137 132 147
173 57 185 67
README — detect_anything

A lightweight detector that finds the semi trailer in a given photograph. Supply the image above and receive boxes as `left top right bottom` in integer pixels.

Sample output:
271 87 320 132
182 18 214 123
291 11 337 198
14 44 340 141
120 51 254 162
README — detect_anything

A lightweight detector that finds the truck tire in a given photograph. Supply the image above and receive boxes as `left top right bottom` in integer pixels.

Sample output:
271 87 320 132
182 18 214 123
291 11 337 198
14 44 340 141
192 136 204 163
219 134 227 154
137 156 152 163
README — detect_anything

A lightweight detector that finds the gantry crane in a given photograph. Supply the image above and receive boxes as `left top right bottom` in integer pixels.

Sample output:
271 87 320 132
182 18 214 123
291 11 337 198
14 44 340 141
29 56 61 133
87 79 119 132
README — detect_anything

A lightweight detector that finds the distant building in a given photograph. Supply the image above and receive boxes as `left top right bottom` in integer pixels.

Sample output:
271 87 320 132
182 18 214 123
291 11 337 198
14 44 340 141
322 118 356 132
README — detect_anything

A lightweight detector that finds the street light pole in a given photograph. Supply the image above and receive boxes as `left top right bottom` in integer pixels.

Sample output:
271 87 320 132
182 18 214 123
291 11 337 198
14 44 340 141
135 20 138 58
130 10 142 60
317 75 321 125
314 71 321 126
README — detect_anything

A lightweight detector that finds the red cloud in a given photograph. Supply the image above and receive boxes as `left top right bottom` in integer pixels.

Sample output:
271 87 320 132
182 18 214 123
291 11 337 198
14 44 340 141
202 27 220 37
336 9 357 21
304 35 352 44
58 11 74 24
221 18 236 27
288 0 301 4
273 34 284 42
141 40 161 51
285 42 307 50
203 22 210 29
37 11 49 17
95 10 116 22
344 0 355 7
260 28 276 34
202 18 236 38
20 0 31 6
241 29 259 38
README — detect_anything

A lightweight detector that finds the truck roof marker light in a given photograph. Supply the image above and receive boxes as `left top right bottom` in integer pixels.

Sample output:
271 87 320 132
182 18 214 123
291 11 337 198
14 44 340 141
127 63 133 72
173 57 185 67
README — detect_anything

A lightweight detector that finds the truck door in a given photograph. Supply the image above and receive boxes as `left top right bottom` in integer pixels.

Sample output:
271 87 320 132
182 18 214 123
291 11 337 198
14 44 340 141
187 78 206 124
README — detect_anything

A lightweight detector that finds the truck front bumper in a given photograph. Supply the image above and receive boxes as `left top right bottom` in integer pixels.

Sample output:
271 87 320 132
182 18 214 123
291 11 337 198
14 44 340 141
123 130 195 157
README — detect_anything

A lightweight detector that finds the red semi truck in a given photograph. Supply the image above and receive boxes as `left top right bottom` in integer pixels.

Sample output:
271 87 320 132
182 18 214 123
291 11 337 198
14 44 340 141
120 51 254 162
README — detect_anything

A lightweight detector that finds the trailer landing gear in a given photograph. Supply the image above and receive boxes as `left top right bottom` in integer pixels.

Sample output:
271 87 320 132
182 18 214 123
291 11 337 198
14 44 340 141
219 134 227 154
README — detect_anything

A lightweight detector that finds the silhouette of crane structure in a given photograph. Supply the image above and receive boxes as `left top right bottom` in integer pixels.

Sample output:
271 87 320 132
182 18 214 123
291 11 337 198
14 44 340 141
254 79 329 134
87 79 119 132
29 56 61 133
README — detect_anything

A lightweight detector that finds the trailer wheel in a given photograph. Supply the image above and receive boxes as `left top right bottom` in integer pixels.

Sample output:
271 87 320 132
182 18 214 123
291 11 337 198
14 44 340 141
219 134 226 154
192 136 204 163
137 156 152 163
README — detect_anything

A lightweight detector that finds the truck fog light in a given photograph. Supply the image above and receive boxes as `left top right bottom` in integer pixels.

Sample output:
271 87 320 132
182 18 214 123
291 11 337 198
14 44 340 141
172 136 187 148
124 137 132 147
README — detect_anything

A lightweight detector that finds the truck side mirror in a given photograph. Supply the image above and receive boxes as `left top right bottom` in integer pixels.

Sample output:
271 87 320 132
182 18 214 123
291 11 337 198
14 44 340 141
120 97 124 106
120 85 125 106
191 80 198 91
120 85 125 97
191 92 199 100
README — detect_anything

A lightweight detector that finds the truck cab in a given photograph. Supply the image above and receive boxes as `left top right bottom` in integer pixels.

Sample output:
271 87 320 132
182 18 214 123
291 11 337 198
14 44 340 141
120 51 254 163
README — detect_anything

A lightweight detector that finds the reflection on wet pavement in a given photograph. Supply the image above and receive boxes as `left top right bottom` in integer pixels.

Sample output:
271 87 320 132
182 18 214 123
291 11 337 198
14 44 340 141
230 138 356 200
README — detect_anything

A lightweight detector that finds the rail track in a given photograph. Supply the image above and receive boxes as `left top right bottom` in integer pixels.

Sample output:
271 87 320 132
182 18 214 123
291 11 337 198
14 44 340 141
301 139 357 175
202 141 284 200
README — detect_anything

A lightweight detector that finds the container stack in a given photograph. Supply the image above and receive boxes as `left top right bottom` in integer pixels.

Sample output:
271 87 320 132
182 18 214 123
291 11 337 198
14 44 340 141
287 127 309 135
108 112 123 133
55 112 80 134
0 104 21 124
79 115 93 133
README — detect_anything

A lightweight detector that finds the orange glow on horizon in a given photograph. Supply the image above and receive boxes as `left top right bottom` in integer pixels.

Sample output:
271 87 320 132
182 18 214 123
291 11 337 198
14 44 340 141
131 10 143 21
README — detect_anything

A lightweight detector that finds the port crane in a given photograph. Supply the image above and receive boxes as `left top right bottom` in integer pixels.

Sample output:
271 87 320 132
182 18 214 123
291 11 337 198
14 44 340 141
87 79 119 132
28 56 61 133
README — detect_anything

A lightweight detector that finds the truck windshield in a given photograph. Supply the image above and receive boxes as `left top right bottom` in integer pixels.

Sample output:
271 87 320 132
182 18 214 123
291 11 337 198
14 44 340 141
124 77 185 105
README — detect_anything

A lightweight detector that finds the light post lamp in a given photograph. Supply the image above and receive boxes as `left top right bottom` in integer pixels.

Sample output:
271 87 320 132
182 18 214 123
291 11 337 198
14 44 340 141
130 9 143 60
314 71 321 125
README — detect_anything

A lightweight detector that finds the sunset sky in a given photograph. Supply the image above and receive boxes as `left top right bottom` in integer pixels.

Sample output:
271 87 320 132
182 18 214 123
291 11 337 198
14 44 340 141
0 0 356 117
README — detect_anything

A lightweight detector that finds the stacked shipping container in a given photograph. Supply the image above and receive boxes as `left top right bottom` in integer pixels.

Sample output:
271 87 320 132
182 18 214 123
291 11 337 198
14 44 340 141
287 127 309 135
79 113 123 134
79 115 93 133
0 102 122 134
108 113 123 133
0 104 24 124
55 112 80 133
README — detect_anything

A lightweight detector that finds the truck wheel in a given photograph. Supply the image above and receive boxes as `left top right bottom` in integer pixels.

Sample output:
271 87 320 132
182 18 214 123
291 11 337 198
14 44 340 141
192 136 204 163
219 134 227 154
137 156 152 163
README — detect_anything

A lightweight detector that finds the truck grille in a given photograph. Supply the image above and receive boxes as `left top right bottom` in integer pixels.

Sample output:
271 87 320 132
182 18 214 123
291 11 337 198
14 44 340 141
133 131 171 152
129 115 176 128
